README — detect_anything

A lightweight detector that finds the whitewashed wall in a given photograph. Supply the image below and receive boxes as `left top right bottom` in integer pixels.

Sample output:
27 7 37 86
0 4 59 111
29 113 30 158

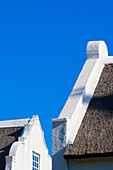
5 116 52 170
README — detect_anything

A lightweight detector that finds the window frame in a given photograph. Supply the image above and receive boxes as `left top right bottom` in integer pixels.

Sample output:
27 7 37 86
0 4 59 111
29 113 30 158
32 151 40 170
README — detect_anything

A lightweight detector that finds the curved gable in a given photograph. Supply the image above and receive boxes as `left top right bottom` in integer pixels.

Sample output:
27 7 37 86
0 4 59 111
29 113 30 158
5 116 51 170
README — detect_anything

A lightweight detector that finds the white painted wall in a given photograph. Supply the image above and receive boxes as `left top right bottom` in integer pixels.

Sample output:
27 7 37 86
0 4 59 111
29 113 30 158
52 41 113 170
52 118 68 170
5 116 52 170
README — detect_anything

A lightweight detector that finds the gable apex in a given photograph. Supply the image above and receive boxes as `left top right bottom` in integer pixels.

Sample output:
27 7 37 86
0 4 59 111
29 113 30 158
87 41 108 59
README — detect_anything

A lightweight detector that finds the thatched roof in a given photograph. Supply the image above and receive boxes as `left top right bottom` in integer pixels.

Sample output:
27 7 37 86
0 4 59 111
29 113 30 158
0 127 23 170
64 64 113 159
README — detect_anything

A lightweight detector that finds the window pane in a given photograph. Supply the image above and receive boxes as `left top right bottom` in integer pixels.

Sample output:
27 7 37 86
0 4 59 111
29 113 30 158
32 152 40 170
36 156 37 162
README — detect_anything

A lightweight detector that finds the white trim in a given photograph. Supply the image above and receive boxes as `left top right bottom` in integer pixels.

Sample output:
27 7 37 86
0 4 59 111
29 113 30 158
51 118 67 123
100 56 113 64
5 156 16 170
0 118 30 128
86 41 108 59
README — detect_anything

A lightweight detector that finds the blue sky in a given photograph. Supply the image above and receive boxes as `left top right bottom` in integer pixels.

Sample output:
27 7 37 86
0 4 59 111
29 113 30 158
0 0 113 156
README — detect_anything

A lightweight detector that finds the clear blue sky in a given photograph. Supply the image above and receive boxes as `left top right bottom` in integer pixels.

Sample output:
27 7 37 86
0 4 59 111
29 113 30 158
0 0 113 156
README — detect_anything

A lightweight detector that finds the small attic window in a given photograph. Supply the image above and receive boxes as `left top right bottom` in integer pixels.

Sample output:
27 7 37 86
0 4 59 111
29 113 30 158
32 151 40 170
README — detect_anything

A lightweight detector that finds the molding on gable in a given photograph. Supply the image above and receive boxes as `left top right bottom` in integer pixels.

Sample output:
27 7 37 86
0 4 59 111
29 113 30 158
86 41 108 59
52 41 113 150
5 156 16 170
0 118 30 128
29 115 50 154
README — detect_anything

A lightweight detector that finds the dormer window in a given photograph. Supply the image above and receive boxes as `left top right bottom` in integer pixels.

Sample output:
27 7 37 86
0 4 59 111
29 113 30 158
32 151 40 170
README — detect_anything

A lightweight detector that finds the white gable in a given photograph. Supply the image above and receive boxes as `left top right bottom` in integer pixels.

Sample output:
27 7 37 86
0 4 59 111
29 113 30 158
5 115 51 170
52 41 113 145
52 41 113 170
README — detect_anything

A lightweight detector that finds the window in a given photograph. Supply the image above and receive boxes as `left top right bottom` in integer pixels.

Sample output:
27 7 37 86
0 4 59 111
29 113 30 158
32 151 40 170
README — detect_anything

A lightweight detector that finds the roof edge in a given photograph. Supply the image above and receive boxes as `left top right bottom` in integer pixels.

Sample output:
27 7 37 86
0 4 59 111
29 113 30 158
64 152 113 160
0 118 30 128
